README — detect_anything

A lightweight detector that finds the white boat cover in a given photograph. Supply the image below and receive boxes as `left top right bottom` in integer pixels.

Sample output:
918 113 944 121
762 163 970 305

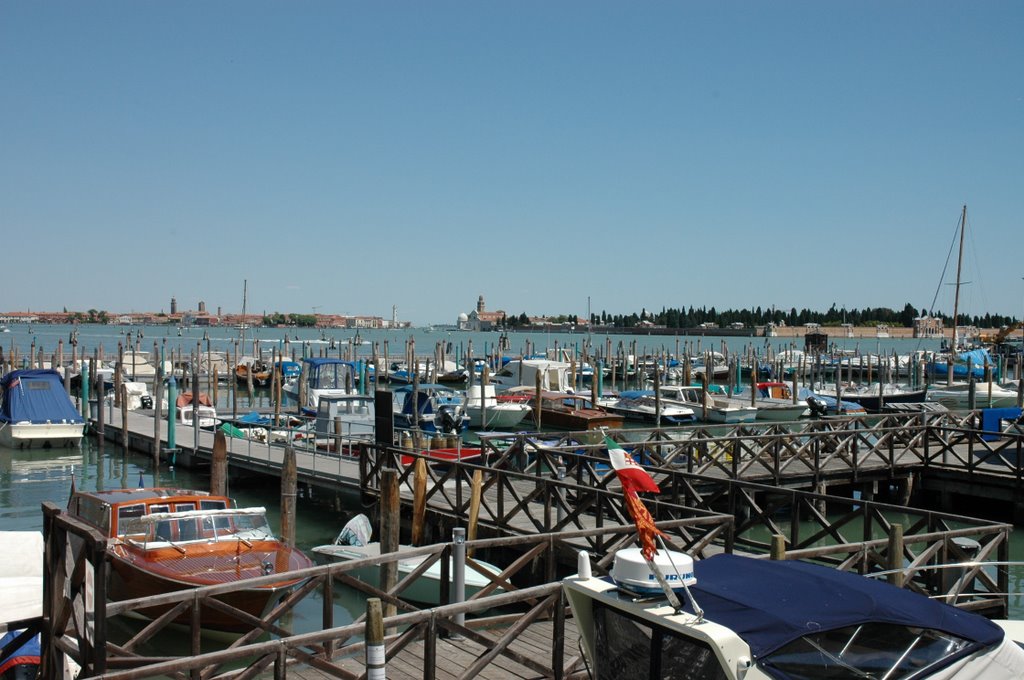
0 531 43 622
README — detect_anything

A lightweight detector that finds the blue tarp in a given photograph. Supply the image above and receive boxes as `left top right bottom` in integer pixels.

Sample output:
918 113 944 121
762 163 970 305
679 554 1002 659
0 370 84 425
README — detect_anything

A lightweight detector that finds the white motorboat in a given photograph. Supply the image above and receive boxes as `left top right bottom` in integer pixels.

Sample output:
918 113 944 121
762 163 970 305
656 385 757 424
490 359 574 392
464 384 531 429
282 357 358 413
926 382 1020 410
0 369 85 448
311 515 505 605
603 390 696 424
564 548 1024 679
175 392 220 429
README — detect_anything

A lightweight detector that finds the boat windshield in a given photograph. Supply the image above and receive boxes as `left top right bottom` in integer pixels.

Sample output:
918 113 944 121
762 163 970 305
760 622 972 679
118 507 275 548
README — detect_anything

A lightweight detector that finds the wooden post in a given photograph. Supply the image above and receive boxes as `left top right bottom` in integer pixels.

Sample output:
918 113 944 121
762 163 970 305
411 458 427 546
365 598 386 680
280 446 297 547
468 469 482 552
887 523 904 587
770 534 786 560
211 430 228 496
534 367 543 430
120 383 129 454
380 468 400 619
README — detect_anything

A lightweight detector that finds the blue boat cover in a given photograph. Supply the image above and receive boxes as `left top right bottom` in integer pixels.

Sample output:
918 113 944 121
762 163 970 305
238 411 271 425
302 357 355 368
682 554 1002 659
0 370 84 425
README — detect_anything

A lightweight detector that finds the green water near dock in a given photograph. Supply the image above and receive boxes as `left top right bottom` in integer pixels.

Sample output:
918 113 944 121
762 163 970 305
0 436 368 654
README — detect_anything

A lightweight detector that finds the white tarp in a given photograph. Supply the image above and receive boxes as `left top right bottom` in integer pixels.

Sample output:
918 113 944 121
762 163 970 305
0 531 43 623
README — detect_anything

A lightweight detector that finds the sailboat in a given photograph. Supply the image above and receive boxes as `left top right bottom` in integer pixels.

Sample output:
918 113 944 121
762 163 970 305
925 205 998 384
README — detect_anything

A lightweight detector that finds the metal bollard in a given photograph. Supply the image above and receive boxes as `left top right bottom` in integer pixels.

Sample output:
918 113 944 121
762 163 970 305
453 527 466 630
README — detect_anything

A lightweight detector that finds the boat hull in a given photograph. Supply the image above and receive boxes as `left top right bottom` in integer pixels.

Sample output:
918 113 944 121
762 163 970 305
108 549 308 633
311 544 503 605
0 422 83 449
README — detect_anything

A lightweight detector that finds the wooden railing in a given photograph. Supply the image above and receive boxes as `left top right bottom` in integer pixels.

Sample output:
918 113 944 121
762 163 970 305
42 512 729 680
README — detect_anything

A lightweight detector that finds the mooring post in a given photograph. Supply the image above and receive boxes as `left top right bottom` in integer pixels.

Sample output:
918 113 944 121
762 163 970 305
120 383 129 454
888 523 905 588
281 445 297 547
166 374 177 458
770 534 786 560
211 430 227 496
80 361 90 426
411 458 427 545
468 470 482 552
381 468 400 619
453 527 467 630
366 598 386 680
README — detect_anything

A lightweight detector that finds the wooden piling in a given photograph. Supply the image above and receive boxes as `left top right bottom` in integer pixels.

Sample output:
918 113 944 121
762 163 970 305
365 598 386 680
211 430 228 497
887 524 904 587
411 458 427 545
468 469 483 553
380 468 400 619
770 534 786 560
280 446 297 547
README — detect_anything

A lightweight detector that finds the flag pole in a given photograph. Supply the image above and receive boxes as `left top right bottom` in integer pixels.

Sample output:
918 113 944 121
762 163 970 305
656 535 704 621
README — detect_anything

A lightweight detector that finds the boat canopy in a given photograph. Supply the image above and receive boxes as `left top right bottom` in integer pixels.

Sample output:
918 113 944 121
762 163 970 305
0 370 84 425
302 357 356 389
682 554 1003 659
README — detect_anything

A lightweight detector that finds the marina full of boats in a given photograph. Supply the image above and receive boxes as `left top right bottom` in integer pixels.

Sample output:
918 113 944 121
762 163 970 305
3 321 1024 678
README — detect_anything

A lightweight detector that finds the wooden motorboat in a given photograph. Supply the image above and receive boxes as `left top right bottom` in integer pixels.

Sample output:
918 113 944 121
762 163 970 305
503 390 624 431
235 359 272 387
67 488 313 632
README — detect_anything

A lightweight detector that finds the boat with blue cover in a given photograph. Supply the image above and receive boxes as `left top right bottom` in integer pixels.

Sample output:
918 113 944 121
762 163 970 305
0 369 85 448
564 550 1024 679
282 357 357 414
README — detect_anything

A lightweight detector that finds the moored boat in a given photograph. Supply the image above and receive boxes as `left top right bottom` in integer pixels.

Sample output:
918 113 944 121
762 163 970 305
504 389 624 430
311 514 504 606
464 384 532 429
67 487 313 632
0 369 85 449
564 549 1024 679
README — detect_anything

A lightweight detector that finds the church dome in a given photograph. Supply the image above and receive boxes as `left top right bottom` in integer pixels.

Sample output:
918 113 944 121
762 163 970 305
457 312 469 322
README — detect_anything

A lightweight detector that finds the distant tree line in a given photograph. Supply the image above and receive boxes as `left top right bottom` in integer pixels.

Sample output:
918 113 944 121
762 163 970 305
580 303 1016 330
491 303 1015 330
263 312 317 327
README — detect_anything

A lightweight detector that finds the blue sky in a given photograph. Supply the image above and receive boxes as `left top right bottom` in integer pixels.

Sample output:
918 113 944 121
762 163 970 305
2 2 1021 325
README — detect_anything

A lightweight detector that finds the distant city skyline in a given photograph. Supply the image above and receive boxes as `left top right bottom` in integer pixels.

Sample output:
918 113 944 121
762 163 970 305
2 3 1021 325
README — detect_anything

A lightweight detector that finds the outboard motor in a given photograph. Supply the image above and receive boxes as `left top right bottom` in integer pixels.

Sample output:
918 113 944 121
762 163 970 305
436 405 461 435
806 395 829 419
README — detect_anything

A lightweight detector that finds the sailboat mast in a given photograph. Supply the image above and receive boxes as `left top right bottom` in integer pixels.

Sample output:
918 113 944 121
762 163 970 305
951 205 966 350
239 278 247 350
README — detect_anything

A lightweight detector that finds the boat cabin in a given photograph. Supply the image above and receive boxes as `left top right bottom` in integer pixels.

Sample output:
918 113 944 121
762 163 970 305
69 488 233 538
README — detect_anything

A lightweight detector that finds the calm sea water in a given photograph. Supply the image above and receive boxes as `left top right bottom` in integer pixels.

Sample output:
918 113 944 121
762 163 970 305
1 322 948 363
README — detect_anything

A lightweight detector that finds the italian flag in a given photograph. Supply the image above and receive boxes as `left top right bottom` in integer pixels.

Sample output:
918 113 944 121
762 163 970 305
606 435 665 560
606 435 660 494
